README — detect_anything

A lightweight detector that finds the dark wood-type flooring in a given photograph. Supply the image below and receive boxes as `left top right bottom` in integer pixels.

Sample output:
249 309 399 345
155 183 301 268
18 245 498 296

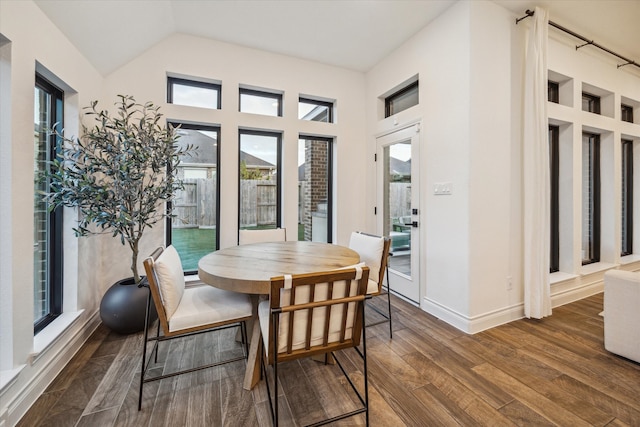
18 293 640 426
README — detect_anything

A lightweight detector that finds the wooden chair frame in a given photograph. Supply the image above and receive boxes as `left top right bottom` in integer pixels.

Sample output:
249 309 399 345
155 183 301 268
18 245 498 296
260 267 370 426
138 247 251 410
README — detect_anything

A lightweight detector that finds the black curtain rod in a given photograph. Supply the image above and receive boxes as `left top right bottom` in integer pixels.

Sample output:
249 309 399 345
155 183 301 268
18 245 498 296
516 9 639 70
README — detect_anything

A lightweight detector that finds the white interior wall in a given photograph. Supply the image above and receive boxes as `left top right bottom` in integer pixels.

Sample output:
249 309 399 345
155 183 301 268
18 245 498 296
0 2 104 425
366 0 473 325
467 1 517 324
100 33 367 286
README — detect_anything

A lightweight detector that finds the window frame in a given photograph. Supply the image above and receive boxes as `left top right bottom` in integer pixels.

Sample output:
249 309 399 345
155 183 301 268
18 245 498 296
582 92 601 115
622 139 634 256
238 129 283 235
549 125 560 272
239 88 283 117
582 132 601 265
167 76 221 109
34 74 64 333
385 81 419 118
298 97 334 123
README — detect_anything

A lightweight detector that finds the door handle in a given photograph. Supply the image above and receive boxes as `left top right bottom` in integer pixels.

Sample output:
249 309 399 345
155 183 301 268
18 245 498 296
412 221 419 228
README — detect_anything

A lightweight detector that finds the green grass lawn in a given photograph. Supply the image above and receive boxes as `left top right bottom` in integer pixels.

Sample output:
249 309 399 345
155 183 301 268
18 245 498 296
172 224 304 271
172 228 217 272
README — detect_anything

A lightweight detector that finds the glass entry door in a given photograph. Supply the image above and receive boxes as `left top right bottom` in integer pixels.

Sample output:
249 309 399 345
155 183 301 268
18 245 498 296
377 124 420 304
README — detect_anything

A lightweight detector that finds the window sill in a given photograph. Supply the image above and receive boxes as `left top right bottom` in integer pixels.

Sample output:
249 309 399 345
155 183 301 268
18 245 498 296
0 364 26 396
31 310 84 364
620 254 640 265
550 271 578 285
580 262 617 276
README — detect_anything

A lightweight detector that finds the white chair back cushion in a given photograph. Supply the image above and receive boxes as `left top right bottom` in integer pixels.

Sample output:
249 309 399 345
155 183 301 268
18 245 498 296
154 245 185 319
239 228 286 245
349 232 384 285
259 268 362 354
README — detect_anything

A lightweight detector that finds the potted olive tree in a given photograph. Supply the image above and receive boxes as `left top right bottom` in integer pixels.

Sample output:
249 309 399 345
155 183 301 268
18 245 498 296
44 95 193 333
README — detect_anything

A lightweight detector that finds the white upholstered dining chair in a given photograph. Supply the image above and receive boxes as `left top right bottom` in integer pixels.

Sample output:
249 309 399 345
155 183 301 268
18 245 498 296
138 245 253 410
259 266 370 426
349 231 393 337
238 228 287 245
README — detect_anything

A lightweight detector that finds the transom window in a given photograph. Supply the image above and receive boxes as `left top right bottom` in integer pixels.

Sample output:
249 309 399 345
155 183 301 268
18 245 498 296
299 97 333 122
239 88 282 117
385 81 419 118
548 81 559 104
622 104 634 123
167 77 221 109
582 92 601 114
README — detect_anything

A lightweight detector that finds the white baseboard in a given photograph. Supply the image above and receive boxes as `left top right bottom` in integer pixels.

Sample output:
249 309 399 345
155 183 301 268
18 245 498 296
422 279 604 335
422 298 525 334
2 311 101 427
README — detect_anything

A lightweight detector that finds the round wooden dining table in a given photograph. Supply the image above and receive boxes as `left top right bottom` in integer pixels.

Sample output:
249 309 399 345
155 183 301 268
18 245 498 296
197 240 360 390
198 241 360 294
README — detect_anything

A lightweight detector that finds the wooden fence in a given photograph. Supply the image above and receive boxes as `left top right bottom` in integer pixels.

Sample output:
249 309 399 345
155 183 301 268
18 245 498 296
239 180 277 227
173 179 409 229
172 178 217 228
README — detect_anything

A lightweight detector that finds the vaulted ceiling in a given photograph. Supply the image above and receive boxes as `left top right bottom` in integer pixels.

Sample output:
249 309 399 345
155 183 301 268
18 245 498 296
33 0 640 77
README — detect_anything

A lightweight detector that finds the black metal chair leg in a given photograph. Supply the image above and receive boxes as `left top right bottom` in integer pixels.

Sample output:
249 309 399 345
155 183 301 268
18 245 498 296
138 291 152 411
386 266 393 338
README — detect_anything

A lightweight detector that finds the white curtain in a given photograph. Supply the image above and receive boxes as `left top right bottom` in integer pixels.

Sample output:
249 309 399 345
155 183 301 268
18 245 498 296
523 7 552 319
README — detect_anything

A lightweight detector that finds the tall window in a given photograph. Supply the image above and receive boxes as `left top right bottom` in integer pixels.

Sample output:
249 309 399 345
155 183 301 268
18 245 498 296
299 98 333 122
167 77 221 109
621 104 634 123
166 123 220 272
549 126 560 272
34 75 63 333
582 132 601 265
298 137 333 242
239 88 282 117
582 92 601 114
622 139 634 256
239 131 281 233
385 81 419 118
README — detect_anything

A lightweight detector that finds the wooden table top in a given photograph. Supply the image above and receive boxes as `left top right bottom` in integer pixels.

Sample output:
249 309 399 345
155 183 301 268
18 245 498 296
198 241 360 295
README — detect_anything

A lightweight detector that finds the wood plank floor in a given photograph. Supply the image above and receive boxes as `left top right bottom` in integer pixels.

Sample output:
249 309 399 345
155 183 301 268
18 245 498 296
17 293 640 426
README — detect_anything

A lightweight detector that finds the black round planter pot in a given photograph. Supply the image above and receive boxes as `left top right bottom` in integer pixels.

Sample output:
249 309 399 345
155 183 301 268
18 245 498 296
99 277 158 334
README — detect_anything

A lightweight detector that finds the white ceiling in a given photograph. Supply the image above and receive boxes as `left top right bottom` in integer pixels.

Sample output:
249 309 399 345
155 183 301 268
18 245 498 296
33 0 640 76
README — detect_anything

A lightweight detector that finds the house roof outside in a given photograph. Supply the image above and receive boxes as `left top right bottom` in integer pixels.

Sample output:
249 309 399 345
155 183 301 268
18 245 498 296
175 128 275 169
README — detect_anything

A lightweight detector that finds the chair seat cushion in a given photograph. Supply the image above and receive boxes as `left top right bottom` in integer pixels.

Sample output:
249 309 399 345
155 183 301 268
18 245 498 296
169 285 253 333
